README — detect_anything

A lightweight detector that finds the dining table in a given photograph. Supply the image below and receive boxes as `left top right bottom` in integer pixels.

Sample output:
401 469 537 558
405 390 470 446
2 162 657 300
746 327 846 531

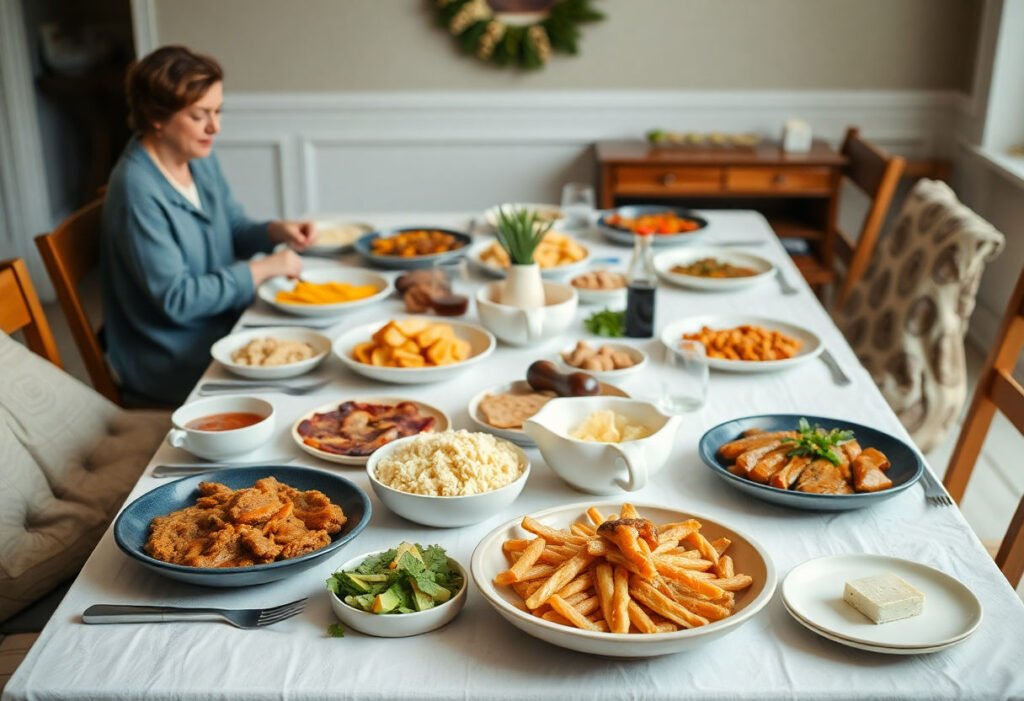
5 210 1024 701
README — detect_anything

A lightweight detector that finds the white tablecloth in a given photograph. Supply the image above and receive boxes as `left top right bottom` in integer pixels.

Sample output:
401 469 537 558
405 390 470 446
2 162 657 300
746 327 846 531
7 211 1024 701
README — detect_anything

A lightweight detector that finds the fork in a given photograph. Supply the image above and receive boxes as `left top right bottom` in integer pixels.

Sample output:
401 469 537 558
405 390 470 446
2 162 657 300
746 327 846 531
819 349 852 386
919 469 954 507
775 269 799 295
239 319 338 329
197 379 329 396
82 598 307 629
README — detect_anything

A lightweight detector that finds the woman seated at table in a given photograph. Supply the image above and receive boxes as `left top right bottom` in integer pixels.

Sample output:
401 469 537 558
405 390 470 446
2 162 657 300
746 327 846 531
101 45 315 405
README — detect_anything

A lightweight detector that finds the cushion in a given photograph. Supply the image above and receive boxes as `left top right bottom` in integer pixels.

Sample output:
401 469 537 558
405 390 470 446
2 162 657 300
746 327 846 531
834 179 1005 452
0 333 170 622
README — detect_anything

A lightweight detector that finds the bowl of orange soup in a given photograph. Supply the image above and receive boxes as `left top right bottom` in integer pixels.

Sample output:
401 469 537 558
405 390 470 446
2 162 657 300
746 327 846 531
168 396 276 460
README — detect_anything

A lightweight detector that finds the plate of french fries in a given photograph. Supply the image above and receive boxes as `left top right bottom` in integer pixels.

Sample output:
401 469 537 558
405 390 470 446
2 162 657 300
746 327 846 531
257 267 392 317
472 501 776 657
660 315 823 373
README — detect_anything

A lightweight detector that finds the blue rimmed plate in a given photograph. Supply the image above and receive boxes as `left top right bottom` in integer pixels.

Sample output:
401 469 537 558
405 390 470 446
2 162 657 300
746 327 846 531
697 414 924 511
597 205 708 247
114 466 371 586
355 227 471 270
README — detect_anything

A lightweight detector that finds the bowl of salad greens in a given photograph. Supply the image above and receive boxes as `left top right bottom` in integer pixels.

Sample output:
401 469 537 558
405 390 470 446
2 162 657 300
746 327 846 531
326 542 467 637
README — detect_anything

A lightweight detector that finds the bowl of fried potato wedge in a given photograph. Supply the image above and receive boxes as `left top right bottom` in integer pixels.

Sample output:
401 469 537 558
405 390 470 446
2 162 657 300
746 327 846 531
472 501 776 657
660 315 822 373
356 228 471 270
469 233 590 279
257 267 392 317
333 317 496 384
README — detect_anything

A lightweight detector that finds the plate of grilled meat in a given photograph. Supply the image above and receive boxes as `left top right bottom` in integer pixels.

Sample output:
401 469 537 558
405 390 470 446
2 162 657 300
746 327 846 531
698 414 924 511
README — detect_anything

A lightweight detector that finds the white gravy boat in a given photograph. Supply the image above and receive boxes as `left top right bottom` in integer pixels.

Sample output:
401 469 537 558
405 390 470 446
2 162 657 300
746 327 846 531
524 397 682 494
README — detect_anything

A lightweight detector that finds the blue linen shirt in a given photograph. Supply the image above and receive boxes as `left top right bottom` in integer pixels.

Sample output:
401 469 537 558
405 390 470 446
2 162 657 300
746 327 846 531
100 136 272 404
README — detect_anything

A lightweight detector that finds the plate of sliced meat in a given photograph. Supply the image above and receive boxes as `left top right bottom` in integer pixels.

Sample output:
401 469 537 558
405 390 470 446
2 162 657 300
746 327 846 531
698 414 924 511
292 397 450 466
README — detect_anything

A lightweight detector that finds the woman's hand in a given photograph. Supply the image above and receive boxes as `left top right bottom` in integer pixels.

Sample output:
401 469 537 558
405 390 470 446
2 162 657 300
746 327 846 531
268 220 317 251
249 248 302 286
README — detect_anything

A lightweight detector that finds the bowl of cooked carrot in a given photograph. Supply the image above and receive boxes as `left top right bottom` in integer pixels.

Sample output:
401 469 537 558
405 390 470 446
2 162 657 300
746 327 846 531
355 227 472 270
257 266 393 317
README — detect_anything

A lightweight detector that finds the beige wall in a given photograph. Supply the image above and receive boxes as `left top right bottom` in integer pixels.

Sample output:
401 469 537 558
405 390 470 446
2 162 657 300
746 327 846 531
154 0 979 92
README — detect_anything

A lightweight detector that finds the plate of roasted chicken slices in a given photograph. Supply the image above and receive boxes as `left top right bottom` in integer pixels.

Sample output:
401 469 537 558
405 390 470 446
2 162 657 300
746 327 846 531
698 414 924 511
292 397 450 466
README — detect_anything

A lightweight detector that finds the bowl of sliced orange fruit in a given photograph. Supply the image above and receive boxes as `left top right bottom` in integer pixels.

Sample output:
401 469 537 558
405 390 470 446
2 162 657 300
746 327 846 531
598 205 708 248
257 266 392 317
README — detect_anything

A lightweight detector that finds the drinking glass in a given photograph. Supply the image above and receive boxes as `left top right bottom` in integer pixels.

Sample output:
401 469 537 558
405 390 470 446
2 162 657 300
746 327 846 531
657 340 709 414
560 182 595 229
430 258 470 316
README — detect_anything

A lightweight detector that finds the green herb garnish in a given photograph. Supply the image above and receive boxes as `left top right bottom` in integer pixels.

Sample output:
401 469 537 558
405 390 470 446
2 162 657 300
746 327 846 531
326 543 463 616
327 622 346 638
584 309 625 337
781 418 854 465
495 207 553 265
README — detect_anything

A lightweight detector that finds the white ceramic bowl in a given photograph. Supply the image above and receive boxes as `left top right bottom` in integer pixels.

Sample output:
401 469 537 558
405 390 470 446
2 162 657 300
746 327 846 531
256 267 392 318
305 219 373 255
653 246 775 291
168 396 275 460
292 396 450 466
472 501 777 657
329 550 468 637
210 327 330 380
468 238 591 280
569 270 628 309
555 342 648 382
476 280 578 346
523 396 681 494
660 315 823 374
366 434 531 527
333 318 496 385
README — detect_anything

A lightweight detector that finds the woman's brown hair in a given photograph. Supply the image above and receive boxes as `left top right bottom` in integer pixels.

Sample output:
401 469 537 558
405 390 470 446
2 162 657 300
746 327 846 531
126 46 223 133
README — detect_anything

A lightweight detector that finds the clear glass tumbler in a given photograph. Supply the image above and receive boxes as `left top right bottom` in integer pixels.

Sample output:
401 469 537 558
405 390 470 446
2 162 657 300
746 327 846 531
657 339 709 414
560 182 595 229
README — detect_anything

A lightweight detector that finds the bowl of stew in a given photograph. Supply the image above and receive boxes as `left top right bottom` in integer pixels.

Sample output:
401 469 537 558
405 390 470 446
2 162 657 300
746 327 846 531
168 396 276 460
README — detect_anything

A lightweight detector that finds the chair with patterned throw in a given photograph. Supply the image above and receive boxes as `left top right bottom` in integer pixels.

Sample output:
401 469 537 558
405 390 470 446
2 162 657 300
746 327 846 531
833 179 1005 452
942 265 1024 586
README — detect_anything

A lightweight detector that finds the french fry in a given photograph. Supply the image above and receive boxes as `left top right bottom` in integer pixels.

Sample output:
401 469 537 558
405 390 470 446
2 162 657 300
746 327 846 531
594 563 615 627
607 525 656 578
575 595 601 617
653 557 726 599
620 503 639 519
586 538 612 557
522 517 586 546
657 555 714 571
586 507 605 526
718 555 735 579
665 586 732 621
611 566 631 634
549 595 602 631
555 572 593 600
502 539 532 553
710 574 754 591
684 531 721 572
494 537 546 585
654 621 679 633
711 537 732 557
603 551 646 577
629 577 709 629
626 600 658 634
525 550 596 610
571 523 596 537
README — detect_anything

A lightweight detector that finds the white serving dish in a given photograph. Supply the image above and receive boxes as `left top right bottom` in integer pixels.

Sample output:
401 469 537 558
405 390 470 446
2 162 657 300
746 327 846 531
332 317 496 385
555 342 648 383
292 396 450 466
467 238 590 280
660 314 823 373
328 550 467 637
365 433 531 527
653 246 775 291
781 554 982 653
256 267 392 318
305 219 373 255
569 270 628 308
475 280 578 346
472 501 776 658
210 327 330 380
482 202 564 230
523 396 681 494
168 396 275 460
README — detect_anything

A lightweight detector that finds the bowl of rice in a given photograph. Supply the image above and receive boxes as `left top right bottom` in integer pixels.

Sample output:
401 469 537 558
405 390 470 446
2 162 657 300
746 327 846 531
365 430 531 527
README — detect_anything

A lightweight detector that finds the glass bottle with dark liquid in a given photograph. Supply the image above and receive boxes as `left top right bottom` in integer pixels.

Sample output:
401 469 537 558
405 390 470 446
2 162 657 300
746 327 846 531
625 231 657 337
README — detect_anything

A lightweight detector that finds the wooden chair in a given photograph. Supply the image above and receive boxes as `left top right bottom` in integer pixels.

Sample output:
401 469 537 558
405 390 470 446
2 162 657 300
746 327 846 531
34 197 120 403
0 258 61 366
943 266 1024 587
793 127 905 306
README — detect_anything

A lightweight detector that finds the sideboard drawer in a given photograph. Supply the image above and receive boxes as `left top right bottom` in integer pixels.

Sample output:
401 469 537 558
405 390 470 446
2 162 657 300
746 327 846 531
614 166 722 193
725 167 832 193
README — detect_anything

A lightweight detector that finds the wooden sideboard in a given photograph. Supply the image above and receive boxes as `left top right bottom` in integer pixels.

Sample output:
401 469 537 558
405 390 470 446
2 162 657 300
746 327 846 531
596 140 848 289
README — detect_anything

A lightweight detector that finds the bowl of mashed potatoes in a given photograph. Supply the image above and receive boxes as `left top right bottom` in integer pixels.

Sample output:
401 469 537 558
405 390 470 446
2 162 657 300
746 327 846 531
211 327 331 380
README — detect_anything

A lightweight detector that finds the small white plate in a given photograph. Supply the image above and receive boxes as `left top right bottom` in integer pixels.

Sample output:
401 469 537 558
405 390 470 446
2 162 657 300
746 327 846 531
211 327 330 380
569 270 628 308
782 554 983 652
467 238 590 280
653 246 775 291
333 317 496 385
660 314 823 373
305 220 373 255
555 342 647 382
292 396 451 466
257 267 392 318
483 202 564 230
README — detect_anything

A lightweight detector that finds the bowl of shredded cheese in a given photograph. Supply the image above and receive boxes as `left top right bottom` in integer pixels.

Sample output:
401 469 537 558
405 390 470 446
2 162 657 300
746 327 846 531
211 327 331 380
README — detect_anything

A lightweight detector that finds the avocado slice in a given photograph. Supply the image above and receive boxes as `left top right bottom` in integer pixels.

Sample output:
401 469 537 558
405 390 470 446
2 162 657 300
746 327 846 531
371 588 402 614
339 573 373 593
391 542 424 569
413 577 451 603
410 580 435 612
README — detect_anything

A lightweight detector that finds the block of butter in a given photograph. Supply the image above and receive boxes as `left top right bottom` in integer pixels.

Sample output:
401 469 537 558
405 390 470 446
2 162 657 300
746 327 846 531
843 573 924 624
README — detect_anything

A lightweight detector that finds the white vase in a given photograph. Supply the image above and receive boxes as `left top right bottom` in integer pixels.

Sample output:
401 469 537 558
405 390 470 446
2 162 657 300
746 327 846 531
501 263 545 309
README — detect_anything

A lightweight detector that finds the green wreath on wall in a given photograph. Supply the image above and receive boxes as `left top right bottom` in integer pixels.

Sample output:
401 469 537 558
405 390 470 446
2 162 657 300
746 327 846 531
435 0 604 70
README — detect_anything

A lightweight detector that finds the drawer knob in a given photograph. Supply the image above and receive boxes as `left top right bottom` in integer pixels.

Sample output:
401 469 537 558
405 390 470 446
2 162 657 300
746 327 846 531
660 173 677 186
772 173 787 185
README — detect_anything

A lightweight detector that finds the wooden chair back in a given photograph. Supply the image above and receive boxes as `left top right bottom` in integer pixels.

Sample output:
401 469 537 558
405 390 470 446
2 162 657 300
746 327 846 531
833 127 906 307
943 265 1024 586
0 258 62 366
34 197 120 403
